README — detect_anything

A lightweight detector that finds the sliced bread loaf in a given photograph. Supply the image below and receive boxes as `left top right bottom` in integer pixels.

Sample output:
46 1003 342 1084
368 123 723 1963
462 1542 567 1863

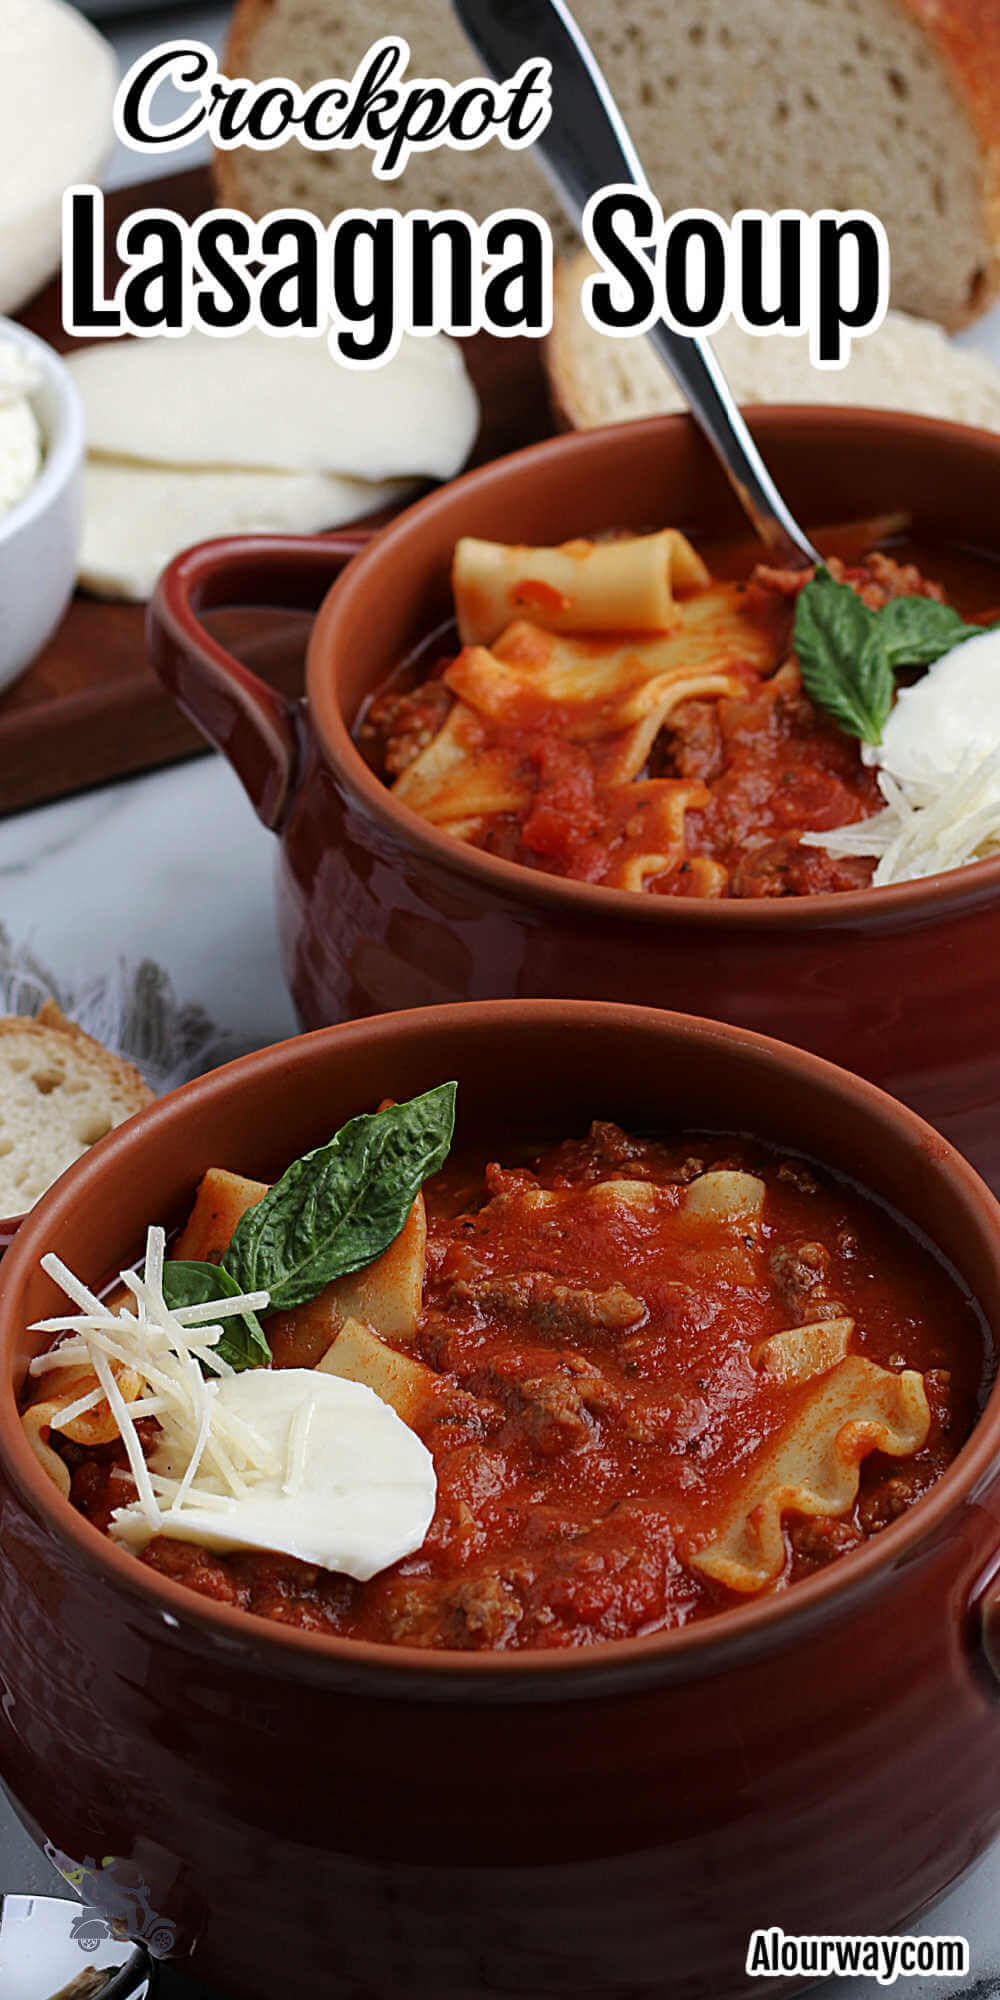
548 251 1000 430
0 1002 153 1217
216 0 1000 327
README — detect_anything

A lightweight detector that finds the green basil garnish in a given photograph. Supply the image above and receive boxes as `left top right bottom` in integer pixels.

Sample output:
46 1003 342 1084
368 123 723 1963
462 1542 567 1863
220 1081 457 1313
877 595 987 670
161 1260 272 1373
794 565 993 746
159 1083 457 1369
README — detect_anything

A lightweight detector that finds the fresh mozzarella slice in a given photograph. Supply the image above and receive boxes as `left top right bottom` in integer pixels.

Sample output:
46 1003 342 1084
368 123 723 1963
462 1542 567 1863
78 460 413 601
111 1368 437 1581
0 0 117 316
69 330 480 482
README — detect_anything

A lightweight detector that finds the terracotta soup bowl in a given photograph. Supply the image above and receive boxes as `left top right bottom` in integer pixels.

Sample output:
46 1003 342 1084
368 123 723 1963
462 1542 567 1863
1 1001 1000 1999
148 409 1000 1190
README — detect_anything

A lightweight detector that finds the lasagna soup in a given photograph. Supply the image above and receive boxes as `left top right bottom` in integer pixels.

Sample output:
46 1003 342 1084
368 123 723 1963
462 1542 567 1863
24 1099 986 1650
358 528 1000 897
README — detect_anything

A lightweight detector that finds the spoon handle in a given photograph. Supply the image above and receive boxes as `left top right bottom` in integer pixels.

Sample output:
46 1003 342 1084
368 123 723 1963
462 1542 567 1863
453 0 820 563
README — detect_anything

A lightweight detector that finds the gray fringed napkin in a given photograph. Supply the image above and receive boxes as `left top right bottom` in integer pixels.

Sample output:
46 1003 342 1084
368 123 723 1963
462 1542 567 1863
0 925 243 1096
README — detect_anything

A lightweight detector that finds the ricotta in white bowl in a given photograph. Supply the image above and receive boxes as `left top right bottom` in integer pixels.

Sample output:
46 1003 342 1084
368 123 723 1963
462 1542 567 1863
0 339 42 519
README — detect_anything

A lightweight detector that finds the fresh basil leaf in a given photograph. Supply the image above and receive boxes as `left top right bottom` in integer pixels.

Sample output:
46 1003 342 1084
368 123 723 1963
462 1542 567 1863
794 569 998 747
794 567 893 746
877 595 988 670
161 1259 271 1373
222 1081 457 1313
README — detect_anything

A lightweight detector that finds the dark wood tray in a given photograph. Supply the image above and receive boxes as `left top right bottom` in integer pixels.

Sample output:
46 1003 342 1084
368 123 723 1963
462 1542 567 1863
1 167 555 816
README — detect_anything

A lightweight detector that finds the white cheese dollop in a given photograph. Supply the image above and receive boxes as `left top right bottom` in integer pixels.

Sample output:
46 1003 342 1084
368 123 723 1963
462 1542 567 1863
110 1368 437 1580
865 628 1000 794
0 339 42 518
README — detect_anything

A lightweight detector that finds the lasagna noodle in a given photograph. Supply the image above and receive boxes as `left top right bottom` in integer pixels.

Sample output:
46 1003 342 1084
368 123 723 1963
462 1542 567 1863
598 672 742 785
691 1355 930 1594
452 530 711 644
612 779 709 892
318 1316 438 1423
319 1312 468 1423
584 1179 658 1209
447 587 772 736
394 584 777 857
674 856 729 897
392 701 533 831
752 1318 855 1384
683 1170 767 1223
22 1360 144 1499
328 1196 427 1345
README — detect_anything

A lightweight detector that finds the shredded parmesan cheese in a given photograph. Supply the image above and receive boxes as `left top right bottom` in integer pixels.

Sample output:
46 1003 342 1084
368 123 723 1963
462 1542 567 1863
31 1228 273 1532
282 1393 315 1497
802 746 1000 884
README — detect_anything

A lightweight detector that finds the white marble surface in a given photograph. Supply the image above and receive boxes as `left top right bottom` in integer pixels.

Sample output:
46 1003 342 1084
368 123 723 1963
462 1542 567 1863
0 756 297 1055
3 6 1000 1996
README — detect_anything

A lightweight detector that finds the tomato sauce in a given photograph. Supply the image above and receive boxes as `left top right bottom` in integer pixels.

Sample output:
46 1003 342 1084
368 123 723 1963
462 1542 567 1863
64 1128 988 1649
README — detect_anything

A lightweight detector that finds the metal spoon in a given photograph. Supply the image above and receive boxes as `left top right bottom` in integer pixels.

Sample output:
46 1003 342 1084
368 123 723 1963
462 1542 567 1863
453 0 821 564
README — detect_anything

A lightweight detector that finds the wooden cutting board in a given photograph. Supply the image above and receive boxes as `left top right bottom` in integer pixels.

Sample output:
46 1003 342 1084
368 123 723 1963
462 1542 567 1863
1 167 555 817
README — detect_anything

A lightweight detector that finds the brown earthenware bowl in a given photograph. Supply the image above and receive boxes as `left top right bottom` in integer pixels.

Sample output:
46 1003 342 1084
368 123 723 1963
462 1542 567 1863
0 1000 999 1999
148 410 1000 1191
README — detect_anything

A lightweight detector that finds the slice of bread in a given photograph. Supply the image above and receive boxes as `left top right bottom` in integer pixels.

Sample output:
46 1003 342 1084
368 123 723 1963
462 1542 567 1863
216 0 1000 328
549 251 1000 431
0 1002 153 1217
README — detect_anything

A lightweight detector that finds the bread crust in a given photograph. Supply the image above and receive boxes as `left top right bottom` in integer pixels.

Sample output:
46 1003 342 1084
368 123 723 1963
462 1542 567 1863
222 0 275 78
215 0 1000 324
0 1004 154 1114
900 0 1000 320
212 0 277 212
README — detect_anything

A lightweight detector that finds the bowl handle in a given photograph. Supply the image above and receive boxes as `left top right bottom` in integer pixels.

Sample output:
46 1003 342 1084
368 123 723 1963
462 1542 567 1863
147 531 373 830
977 1567 1000 1687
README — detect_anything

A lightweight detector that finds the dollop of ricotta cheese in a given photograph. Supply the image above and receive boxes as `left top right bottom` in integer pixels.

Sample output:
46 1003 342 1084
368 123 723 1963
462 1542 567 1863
0 338 42 517
865 628 1000 795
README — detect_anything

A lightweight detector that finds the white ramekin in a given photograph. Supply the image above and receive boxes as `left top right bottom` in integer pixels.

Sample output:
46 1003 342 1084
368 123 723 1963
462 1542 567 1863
0 318 84 693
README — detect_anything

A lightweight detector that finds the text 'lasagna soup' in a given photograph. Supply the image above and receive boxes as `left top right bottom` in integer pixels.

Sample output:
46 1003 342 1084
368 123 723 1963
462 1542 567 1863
22 1090 988 1649
357 528 1000 897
